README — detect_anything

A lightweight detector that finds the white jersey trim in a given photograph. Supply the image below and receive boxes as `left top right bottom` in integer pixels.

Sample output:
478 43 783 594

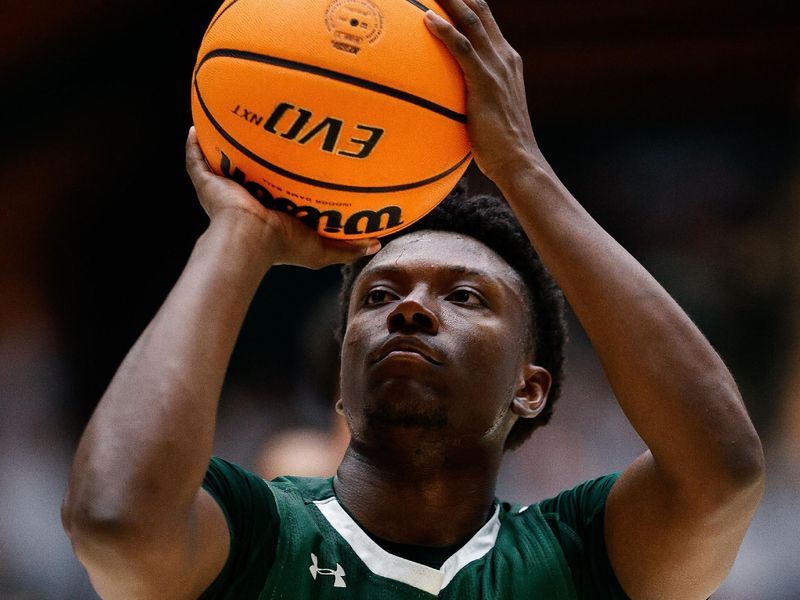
313 496 501 595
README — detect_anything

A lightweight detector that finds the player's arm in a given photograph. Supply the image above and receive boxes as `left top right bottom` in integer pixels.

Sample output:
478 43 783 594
61 128 378 600
425 3 764 599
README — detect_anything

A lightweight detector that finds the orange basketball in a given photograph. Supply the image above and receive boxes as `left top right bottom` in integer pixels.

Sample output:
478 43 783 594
191 0 471 239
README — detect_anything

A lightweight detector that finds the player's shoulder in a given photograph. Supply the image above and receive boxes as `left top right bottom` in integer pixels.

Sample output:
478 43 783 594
495 473 619 526
500 473 630 600
269 474 337 504
536 473 621 525
491 473 623 574
202 457 335 530
205 457 333 497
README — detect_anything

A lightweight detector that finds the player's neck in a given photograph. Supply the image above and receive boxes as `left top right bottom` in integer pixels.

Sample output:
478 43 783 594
333 439 501 547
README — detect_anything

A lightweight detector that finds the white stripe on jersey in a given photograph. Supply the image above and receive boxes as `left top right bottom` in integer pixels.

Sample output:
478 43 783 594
313 496 501 595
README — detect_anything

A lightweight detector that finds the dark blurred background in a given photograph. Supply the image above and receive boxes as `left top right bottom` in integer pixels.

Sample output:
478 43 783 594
1 1 799 598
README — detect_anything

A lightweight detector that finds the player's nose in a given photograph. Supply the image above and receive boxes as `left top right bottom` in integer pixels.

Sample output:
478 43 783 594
386 293 439 335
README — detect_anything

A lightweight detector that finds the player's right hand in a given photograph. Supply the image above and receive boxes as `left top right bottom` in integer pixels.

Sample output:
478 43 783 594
185 126 380 269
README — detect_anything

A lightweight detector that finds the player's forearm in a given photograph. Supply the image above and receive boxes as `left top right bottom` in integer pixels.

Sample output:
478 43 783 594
496 157 764 492
64 213 276 536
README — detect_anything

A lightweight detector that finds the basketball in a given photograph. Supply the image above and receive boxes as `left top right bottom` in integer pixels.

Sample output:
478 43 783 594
191 0 471 240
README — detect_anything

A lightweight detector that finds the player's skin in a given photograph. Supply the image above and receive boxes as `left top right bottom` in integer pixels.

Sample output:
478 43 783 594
62 0 765 599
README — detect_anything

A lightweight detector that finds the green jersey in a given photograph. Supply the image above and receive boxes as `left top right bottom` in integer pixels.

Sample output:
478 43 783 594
199 458 629 599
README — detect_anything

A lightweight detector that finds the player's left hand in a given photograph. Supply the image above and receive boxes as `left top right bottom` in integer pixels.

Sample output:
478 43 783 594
424 0 540 185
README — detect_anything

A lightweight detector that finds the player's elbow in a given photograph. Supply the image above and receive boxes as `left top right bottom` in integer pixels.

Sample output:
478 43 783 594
717 395 765 495
62 497 174 582
63 496 127 551
726 428 766 502
61 484 150 556
677 389 766 513
698 378 766 496
730 427 765 484
698 424 766 513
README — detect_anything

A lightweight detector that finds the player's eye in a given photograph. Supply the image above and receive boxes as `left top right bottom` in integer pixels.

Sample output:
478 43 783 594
446 288 486 306
364 288 397 306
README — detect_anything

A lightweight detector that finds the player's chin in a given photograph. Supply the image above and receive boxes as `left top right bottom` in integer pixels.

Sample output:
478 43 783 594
364 400 448 431
364 379 449 424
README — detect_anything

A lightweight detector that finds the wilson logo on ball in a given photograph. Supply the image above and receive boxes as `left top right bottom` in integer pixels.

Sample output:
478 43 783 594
219 151 403 235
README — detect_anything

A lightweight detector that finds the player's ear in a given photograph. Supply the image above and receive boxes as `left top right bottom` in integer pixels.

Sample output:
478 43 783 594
335 398 345 416
510 364 551 419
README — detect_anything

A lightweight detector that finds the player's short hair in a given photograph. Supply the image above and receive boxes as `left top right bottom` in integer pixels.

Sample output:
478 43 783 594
337 181 567 451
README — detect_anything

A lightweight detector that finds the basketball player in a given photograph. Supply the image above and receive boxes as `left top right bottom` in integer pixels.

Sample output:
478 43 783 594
62 0 764 598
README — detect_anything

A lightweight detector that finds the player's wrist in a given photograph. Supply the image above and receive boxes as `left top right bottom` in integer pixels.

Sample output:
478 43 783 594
204 208 283 268
492 150 552 198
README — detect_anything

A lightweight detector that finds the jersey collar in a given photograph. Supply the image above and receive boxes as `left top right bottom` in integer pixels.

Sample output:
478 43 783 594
313 495 501 595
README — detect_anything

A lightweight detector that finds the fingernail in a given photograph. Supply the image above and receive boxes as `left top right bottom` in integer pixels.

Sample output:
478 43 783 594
365 240 381 255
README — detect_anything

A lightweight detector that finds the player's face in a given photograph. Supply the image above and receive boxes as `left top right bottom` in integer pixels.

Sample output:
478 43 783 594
340 230 537 449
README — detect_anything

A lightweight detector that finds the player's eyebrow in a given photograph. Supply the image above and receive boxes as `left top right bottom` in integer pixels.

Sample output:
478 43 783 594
362 264 495 280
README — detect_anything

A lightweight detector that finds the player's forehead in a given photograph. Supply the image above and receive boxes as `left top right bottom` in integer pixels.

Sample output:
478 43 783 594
355 230 525 293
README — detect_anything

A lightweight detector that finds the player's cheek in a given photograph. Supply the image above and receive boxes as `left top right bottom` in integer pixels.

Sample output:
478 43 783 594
460 330 520 399
341 316 373 360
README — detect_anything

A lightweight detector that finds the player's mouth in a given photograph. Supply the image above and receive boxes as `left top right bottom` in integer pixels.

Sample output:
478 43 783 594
370 337 443 365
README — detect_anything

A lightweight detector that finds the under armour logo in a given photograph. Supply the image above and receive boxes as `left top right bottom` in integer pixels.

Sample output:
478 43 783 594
309 553 346 588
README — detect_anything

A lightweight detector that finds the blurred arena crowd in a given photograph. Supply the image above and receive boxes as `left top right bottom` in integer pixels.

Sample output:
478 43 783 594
1 1 798 598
